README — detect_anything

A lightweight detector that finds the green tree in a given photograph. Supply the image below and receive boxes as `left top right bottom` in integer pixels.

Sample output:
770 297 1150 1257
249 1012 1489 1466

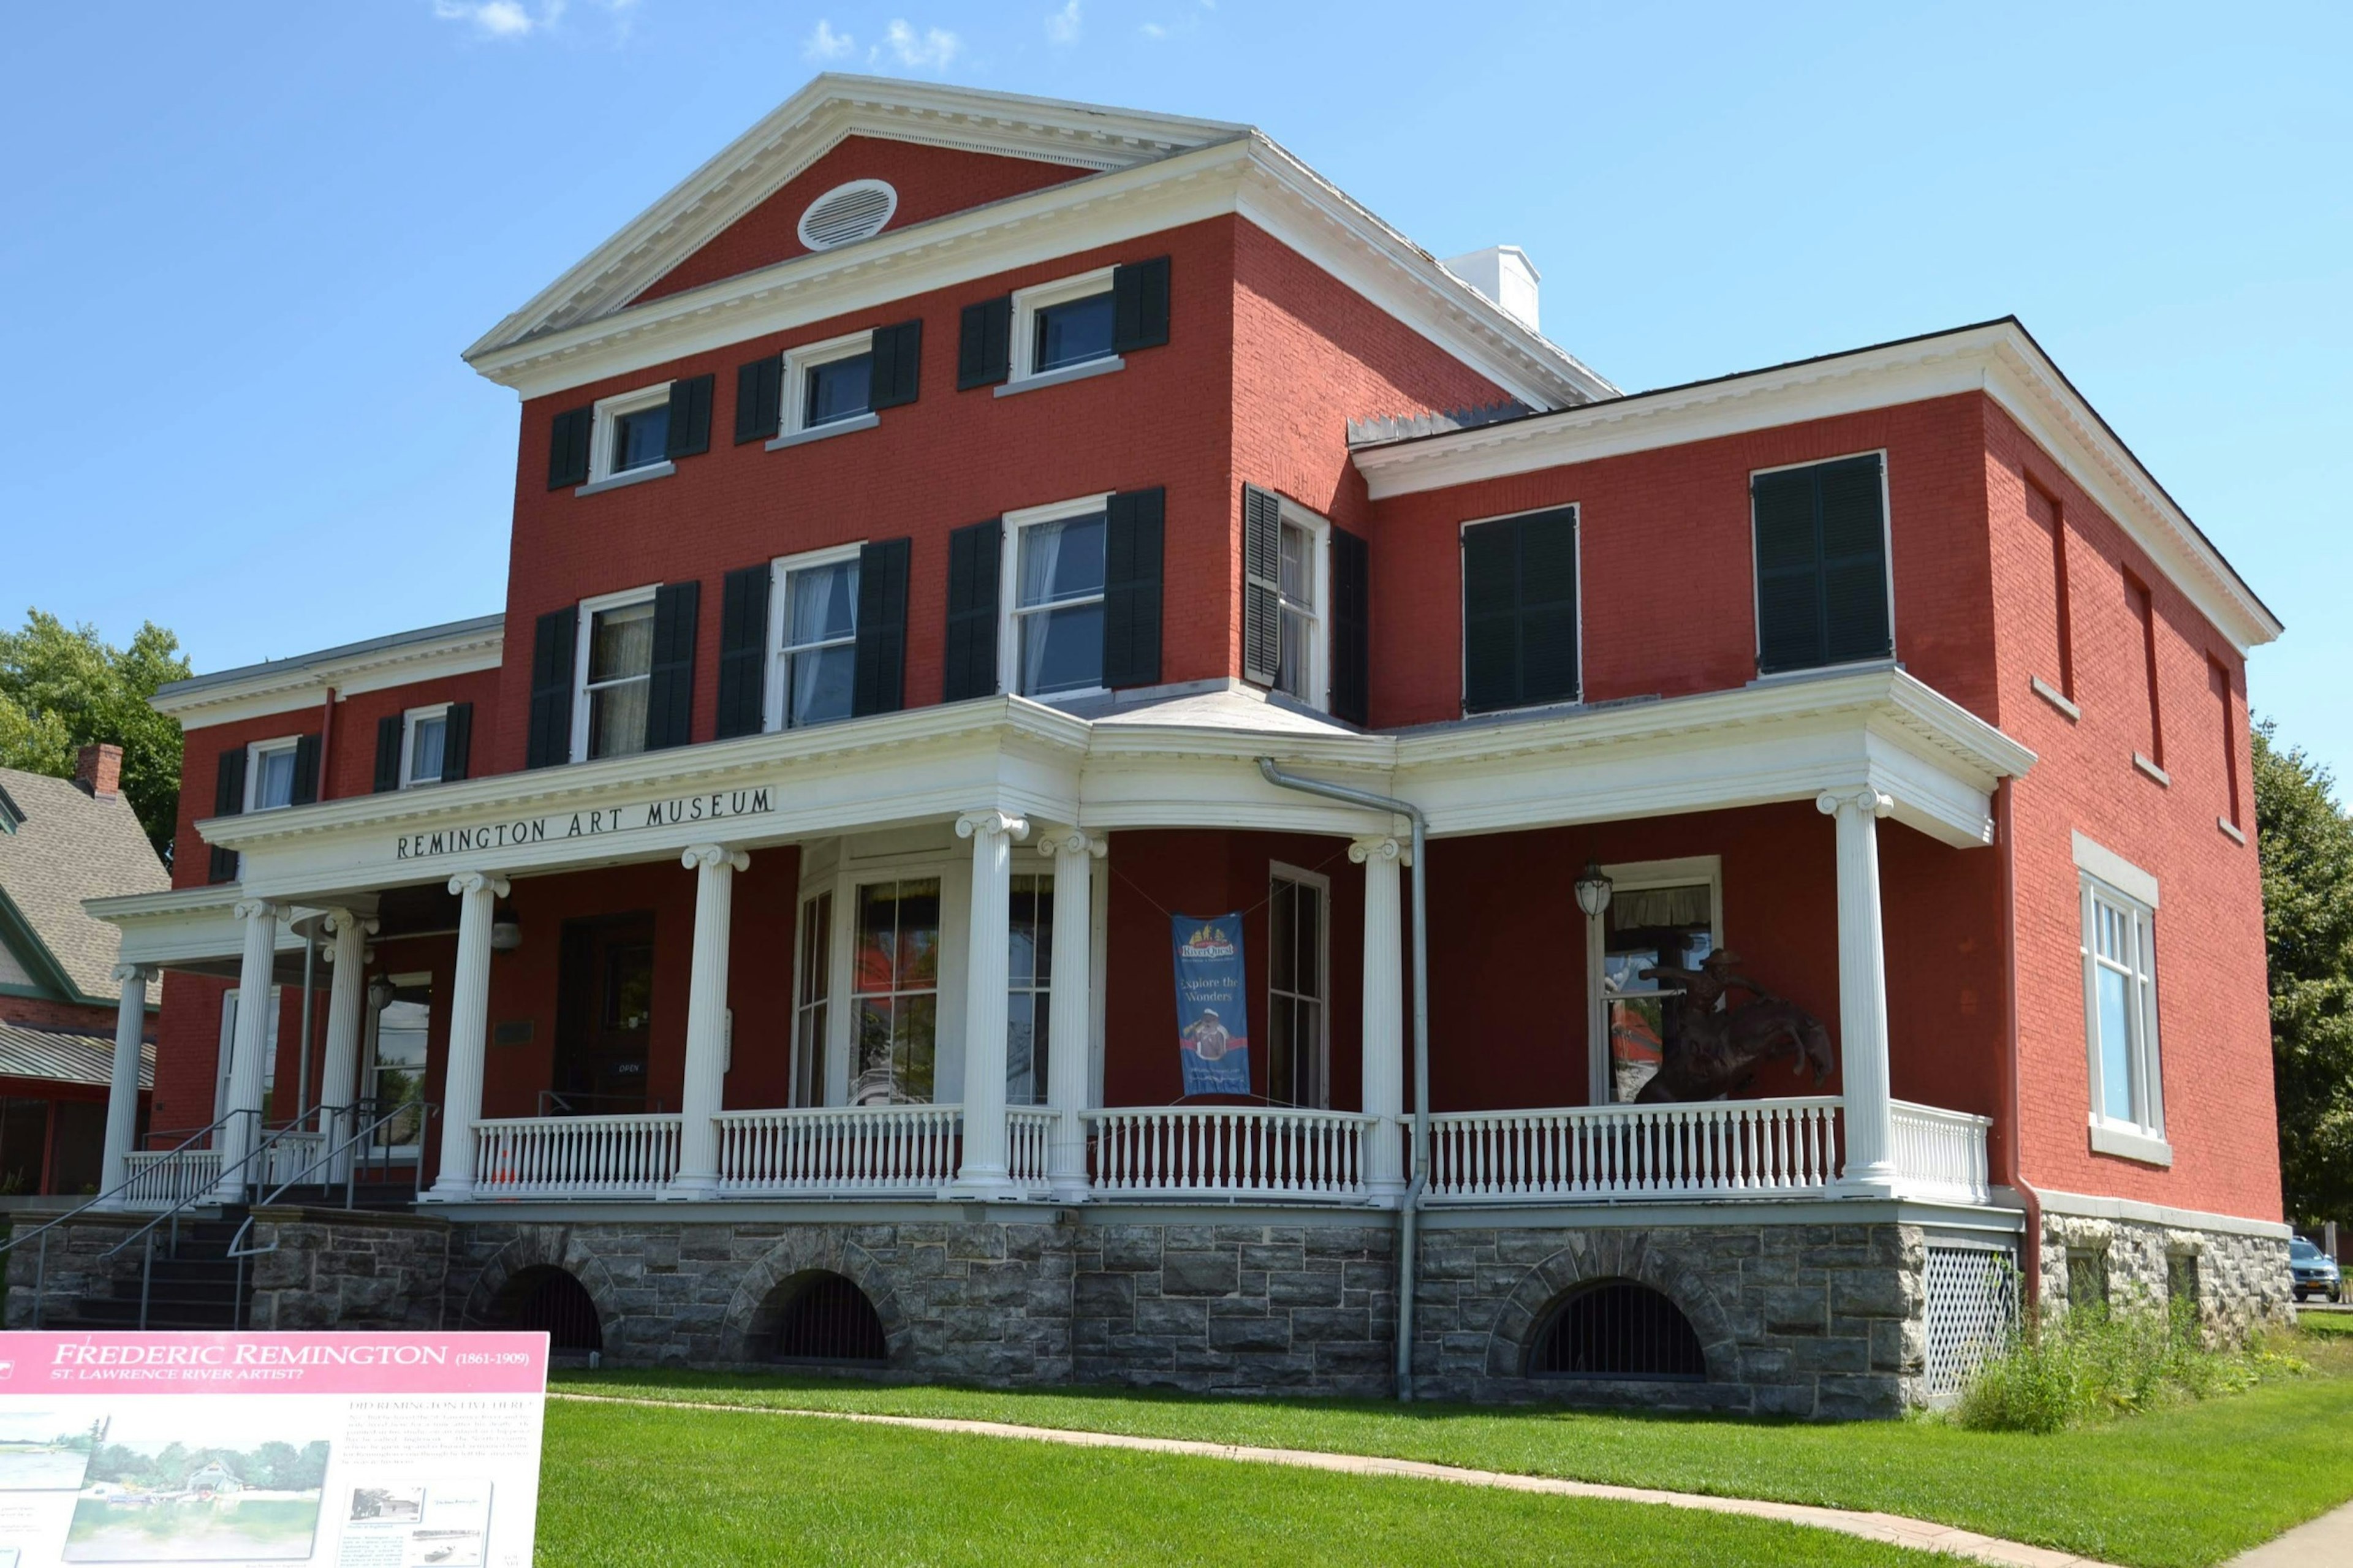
0 608 190 858
2254 719 2353 1222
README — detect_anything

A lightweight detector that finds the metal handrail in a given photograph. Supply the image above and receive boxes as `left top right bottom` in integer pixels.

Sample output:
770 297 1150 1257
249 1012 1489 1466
537 1089 670 1116
0 1107 258 1264
225 1100 441 1267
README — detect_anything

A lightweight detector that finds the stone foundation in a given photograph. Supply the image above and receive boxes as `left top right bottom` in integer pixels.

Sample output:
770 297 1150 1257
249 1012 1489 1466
3 1211 150 1326
2036 1209 2291 1336
243 1208 452 1331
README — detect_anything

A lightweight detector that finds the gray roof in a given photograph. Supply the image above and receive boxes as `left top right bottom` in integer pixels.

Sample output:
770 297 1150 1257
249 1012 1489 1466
0 1021 153 1089
153 612 503 703
0 766 169 1004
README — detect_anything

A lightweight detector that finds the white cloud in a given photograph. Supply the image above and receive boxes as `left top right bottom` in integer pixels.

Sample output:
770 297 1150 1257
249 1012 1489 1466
877 18 960 70
803 18 855 59
1046 0 1081 44
433 0 555 37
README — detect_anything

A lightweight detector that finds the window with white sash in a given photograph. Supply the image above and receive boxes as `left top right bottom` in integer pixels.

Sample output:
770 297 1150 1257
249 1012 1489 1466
2082 873 2164 1146
768 549 861 731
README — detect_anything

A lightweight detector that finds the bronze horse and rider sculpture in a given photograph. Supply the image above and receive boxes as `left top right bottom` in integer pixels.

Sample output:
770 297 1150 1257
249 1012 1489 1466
1629 949 1835 1104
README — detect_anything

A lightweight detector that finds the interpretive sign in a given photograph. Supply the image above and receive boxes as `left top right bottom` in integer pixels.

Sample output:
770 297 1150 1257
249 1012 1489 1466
0 1332 546 1568
1171 913 1251 1096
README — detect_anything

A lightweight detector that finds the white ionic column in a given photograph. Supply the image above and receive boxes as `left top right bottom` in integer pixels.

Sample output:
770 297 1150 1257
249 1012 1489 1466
1818 787 1897 1194
97 963 150 1207
1042 829 1104 1201
671 843 749 1199
214 898 278 1202
317 908 376 1177
1351 835 1408 1200
954 809 1029 1194
427 871 508 1202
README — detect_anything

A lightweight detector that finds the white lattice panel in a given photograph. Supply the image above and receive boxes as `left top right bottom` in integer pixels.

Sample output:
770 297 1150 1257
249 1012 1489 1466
1923 1244 2017 1398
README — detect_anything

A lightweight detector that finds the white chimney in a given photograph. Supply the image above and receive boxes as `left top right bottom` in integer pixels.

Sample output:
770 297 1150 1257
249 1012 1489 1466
1441 245 1541 333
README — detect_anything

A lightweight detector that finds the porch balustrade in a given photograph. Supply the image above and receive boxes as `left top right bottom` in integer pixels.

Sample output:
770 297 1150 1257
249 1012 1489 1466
472 1113 681 1199
1083 1106 1374 1200
1006 1108 1057 1193
1426 1096 1844 1202
713 1105 961 1196
1888 1100 1994 1204
119 1149 223 1208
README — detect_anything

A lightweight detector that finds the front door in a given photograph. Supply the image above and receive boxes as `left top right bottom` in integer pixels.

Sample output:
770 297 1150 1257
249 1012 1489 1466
554 913 656 1113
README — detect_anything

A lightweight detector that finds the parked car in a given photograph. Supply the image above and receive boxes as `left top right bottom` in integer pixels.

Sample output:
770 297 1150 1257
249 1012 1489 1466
2291 1236 2343 1303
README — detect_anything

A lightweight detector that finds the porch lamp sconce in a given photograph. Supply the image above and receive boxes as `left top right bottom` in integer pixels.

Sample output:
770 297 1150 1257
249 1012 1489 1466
1574 861 1614 920
490 912 524 952
366 979 393 1013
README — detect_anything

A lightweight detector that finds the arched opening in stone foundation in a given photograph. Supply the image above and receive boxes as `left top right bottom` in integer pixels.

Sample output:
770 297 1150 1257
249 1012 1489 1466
762 1270 887 1364
496 1265 604 1355
1528 1278 1705 1381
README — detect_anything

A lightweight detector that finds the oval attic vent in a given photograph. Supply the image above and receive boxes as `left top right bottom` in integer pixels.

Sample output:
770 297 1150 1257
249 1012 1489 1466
798 180 898 251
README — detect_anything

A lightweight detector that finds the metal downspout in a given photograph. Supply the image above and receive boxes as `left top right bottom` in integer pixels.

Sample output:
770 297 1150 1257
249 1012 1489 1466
1255 757 1429 1401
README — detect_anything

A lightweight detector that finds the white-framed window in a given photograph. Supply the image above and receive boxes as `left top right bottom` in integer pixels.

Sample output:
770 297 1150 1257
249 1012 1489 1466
1583 857 1722 1105
1002 494 1111 700
216 986 282 1123
1267 865 1330 1108
365 972 431 1158
572 586 659 763
588 382 673 485
401 703 451 789
245 738 301 813
1275 501 1330 709
781 330 876 434
1007 872 1056 1107
767 547 862 731
1011 267 1118 384
847 875 945 1105
792 891 833 1108
2077 835 2166 1157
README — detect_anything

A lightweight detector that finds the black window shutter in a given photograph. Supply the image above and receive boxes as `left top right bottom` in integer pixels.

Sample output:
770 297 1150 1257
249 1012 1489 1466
735 356 783 444
373 714 404 793
853 538 912 717
645 580 700 752
869 320 923 410
1331 526 1370 727
1103 487 1165 689
207 747 246 884
942 519 1003 701
1752 456 1888 675
665 374 714 460
526 606 578 769
1112 256 1172 354
290 732 322 806
1240 483 1284 687
958 297 1012 390
1460 518 1519 714
442 702 474 782
714 563 772 740
1461 507 1579 714
547 406 593 490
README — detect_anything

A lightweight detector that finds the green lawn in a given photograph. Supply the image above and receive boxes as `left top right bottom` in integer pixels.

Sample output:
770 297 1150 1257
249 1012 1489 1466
540 1397 1934 1566
553 1327 2353 1568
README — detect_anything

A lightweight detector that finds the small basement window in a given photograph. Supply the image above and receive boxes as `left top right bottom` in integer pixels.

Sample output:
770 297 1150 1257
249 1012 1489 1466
798 180 898 251
499 1265 603 1355
1528 1280 1705 1381
771 1270 887 1363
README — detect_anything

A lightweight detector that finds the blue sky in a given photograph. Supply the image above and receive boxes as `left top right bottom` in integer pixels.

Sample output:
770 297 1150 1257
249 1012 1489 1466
4 2 2347 777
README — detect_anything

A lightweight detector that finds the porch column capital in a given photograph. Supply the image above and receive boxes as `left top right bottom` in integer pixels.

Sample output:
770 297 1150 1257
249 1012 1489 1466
232 897 276 923
110 962 152 985
1349 834 1410 866
681 843 751 874
1037 827 1106 860
446 871 510 900
956 809 1030 845
1816 787 1893 820
319 907 379 939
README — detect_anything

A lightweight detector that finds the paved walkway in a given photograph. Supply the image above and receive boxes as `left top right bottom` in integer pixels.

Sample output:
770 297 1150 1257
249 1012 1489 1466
2226 1496 2353 1565
551 1392 2114 1566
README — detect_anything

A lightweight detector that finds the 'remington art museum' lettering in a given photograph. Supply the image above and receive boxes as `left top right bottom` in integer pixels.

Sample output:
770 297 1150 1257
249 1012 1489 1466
393 787 773 861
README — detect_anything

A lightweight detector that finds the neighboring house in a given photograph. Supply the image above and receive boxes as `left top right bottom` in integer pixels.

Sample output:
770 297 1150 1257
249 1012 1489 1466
81 76 2287 1414
0 749 164 1194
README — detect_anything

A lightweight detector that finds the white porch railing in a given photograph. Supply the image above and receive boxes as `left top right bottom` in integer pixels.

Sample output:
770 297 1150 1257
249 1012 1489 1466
473 1114 681 1199
1427 1097 1843 1202
119 1149 222 1208
1890 1100 1993 1204
1085 1107 1373 1200
714 1105 961 1196
1006 1108 1056 1192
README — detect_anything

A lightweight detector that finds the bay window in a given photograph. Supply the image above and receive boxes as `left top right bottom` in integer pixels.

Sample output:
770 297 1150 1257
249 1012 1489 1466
1583 858 1722 1105
1267 868 1328 1108
850 877 942 1105
1007 873 1054 1107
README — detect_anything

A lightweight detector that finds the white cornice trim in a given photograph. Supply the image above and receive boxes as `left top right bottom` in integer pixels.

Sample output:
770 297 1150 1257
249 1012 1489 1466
154 618 504 731
1352 320 2278 656
464 132 1609 412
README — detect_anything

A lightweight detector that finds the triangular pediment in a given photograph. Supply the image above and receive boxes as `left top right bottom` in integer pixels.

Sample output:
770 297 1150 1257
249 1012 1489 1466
471 75 1247 357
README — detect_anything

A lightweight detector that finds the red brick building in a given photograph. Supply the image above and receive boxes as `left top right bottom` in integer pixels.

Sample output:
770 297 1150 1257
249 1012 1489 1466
64 77 2286 1410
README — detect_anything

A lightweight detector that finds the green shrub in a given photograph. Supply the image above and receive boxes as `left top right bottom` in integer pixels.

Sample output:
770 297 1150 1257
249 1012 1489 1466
1954 1300 2305 1433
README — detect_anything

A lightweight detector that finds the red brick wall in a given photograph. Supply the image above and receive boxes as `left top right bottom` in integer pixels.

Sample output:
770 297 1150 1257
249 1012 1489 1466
1363 393 2001 729
0 995 121 1034
149 971 306 1140
496 216 1244 775
634 137 1089 305
1982 401 2278 1221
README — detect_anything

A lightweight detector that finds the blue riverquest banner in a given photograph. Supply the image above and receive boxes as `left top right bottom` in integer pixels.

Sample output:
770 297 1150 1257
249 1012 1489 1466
1171 913 1251 1096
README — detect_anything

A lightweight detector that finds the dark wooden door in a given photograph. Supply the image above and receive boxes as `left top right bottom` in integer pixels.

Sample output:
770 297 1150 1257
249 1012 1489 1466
554 913 657 1113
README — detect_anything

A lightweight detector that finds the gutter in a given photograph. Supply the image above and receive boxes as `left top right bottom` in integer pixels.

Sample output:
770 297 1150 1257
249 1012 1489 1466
1254 758 1430 1401
1996 779 2044 1318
